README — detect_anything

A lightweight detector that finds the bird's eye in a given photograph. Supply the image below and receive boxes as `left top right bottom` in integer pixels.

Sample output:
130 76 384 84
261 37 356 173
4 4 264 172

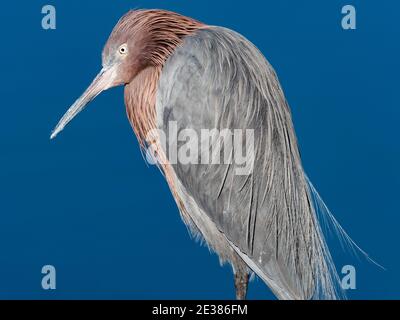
118 44 128 55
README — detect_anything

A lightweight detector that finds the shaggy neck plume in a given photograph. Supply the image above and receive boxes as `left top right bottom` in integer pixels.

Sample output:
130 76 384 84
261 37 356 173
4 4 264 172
123 10 205 147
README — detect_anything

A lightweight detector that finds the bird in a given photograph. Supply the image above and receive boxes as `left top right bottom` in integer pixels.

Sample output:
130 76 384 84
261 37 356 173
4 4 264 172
50 9 364 300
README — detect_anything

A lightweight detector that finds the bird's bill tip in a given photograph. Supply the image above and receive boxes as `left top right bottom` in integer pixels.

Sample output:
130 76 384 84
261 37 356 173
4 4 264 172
50 130 59 140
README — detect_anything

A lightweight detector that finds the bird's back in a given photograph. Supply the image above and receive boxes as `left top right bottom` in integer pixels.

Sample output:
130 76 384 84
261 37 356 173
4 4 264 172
155 26 343 300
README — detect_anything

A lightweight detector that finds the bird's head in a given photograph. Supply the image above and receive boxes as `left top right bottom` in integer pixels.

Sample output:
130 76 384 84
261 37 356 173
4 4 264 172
50 9 203 139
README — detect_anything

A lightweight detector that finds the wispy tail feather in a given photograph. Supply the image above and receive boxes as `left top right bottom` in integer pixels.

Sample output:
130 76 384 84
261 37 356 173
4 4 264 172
306 175 384 270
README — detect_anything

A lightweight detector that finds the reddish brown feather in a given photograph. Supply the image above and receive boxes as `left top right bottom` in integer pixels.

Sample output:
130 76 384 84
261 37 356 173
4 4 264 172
110 9 205 146
111 10 205 211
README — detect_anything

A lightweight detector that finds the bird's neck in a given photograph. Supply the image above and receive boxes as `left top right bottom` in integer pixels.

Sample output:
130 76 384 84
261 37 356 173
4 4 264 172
124 66 162 147
124 65 187 214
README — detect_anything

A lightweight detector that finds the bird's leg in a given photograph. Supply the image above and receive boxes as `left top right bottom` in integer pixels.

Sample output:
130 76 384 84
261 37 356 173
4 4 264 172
234 271 249 300
232 253 250 300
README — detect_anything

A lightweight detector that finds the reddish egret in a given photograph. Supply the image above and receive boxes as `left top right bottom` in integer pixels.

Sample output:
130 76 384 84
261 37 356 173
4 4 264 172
51 9 361 299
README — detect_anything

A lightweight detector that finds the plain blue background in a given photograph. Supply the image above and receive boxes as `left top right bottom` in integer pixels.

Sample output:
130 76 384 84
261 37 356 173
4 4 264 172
0 1 398 299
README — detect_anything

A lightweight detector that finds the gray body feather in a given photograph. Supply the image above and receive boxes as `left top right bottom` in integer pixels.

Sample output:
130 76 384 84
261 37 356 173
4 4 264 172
156 27 342 300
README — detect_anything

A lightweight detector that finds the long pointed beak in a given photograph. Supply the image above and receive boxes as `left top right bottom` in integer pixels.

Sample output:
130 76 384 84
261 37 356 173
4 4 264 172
50 66 117 140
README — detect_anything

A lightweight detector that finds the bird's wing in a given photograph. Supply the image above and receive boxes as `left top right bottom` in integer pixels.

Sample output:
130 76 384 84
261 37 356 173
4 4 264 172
155 27 342 300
